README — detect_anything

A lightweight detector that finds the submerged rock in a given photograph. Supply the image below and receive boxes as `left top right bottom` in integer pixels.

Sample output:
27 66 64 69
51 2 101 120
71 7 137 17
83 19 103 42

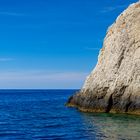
67 2 140 115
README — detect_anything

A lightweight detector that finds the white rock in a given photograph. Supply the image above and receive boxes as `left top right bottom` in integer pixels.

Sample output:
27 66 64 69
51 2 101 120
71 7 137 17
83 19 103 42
67 2 140 115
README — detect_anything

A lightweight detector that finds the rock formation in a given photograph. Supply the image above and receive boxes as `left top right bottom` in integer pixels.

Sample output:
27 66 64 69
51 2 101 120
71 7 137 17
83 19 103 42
67 2 140 115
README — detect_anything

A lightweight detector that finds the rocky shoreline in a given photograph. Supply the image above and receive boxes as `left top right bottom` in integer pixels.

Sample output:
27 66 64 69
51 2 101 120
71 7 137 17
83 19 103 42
67 2 140 115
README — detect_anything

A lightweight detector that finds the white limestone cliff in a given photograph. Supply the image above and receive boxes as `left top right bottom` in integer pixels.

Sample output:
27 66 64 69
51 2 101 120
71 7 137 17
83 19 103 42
67 2 140 115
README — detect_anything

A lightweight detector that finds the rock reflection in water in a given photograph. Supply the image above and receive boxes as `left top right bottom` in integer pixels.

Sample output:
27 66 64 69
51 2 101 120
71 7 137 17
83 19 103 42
81 113 140 140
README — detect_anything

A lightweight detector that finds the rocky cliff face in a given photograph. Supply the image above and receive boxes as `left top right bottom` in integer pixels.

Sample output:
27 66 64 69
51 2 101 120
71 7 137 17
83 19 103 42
67 2 140 115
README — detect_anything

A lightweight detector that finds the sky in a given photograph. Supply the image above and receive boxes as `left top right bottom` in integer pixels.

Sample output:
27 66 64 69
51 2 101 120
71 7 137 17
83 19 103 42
0 0 138 89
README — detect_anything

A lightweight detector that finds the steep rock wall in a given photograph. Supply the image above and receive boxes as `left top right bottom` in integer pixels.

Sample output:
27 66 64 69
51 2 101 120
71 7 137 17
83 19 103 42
67 2 140 115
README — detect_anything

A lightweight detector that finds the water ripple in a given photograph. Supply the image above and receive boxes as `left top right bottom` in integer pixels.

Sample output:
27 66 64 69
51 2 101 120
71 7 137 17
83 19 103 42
0 90 139 140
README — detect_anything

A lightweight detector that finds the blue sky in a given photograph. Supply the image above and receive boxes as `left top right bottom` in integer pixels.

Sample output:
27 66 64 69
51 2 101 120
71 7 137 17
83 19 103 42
0 0 137 89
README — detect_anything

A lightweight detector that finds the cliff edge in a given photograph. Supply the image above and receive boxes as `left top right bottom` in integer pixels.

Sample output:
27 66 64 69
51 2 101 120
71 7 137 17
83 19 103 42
67 2 140 115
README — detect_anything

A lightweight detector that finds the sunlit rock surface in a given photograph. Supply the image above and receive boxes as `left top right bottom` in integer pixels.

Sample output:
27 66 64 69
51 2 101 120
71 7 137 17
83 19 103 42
67 2 140 115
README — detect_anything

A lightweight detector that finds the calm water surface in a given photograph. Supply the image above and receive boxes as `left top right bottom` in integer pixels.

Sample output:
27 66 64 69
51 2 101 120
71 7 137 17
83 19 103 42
0 90 139 140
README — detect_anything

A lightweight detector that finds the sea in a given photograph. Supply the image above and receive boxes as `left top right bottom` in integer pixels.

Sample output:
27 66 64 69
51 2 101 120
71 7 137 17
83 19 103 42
0 89 139 140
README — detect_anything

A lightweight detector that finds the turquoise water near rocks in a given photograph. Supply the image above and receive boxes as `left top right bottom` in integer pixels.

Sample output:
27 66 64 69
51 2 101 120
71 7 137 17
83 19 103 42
0 89 139 140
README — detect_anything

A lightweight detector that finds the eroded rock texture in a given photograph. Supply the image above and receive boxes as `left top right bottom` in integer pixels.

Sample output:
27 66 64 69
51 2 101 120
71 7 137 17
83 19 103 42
67 2 140 115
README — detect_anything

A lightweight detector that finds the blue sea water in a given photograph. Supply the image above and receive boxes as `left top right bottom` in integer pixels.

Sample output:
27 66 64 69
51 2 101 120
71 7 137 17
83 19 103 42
0 90 139 140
